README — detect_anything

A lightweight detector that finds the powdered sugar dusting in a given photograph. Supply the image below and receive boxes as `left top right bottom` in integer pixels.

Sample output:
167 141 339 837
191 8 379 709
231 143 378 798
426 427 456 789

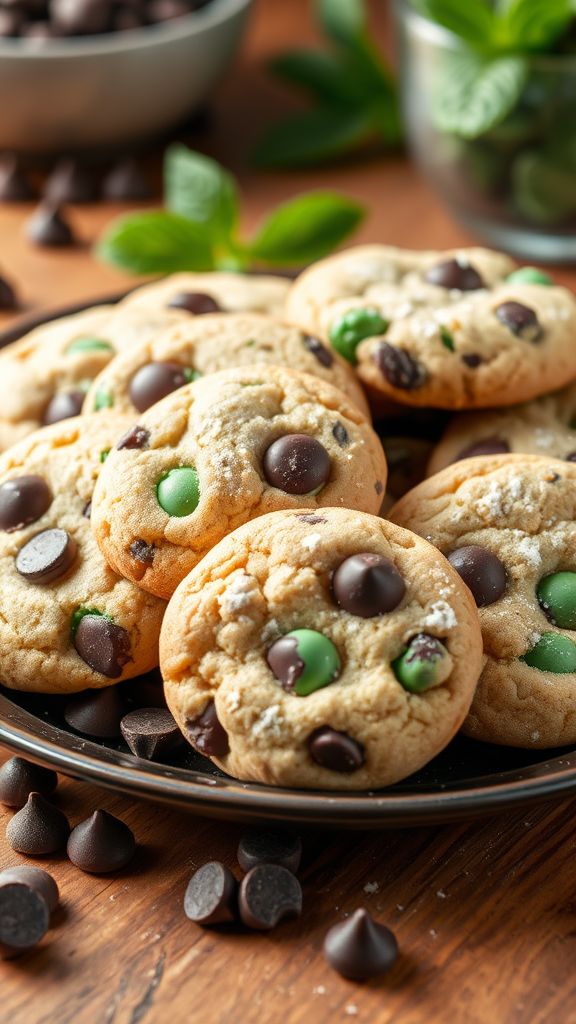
423 600 457 631
302 533 322 551
219 571 260 615
252 704 285 740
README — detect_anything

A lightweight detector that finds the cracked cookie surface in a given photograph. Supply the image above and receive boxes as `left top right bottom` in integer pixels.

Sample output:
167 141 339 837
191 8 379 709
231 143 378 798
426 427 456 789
120 271 289 317
160 507 482 790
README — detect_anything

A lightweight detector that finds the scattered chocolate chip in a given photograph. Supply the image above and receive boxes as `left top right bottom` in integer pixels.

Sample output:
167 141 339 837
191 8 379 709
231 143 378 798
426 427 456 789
186 701 229 757
6 793 70 855
374 343 426 390
0 758 57 808
296 514 327 524
0 882 50 959
116 424 150 450
44 159 97 204
448 545 507 607
42 388 85 425
82 500 92 518
425 258 485 291
324 908 398 980
263 434 331 494
332 553 406 617
128 361 191 412
0 866 59 915
64 687 124 738
332 421 349 447
302 334 334 367
0 475 52 532
461 353 482 368
101 159 152 201
168 292 220 315
455 437 510 461
308 727 364 773
67 810 135 873
495 301 542 342
16 528 77 584
238 864 302 930
266 636 303 691
237 830 302 875
120 707 183 760
184 862 238 926
129 538 155 565
0 156 35 202
73 615 132 678
26 202 76 247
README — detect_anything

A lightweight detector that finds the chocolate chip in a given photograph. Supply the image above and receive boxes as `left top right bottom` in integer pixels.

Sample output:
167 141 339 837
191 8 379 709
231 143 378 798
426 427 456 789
186 701 229 757
374 343 426 390
0 475 52 532
425 258 485 291
44 159 97 204
332 553 406 617
64 687 125 738
375 480 383 495
0 882 50 959
129 539 155 565
566 452 576 462
447 545 507 607
0 9 22 36
0 156 35 202
0 867 59 915
67 810 135 873
332 421 349 447
128 361 191 412
51 0 111 34
461 353 482 368
263 434 331 494
495 301 543 341
266 636 303 691
308 727 365 773
324 908 398 980
168 291 220 315
0 275 18 311
455 437 510 461
6 793 70 855
238 864 302 930
296 514 327 524
184 862 238 926
302 333 333 367
101 159 152 201
73 614 132 678
42 388 85 424
26 203 75 247
16 528 77 584
0 758 58 808
120 707 183 760
237 830 302 874
148 0 191 20
116 424 150 450
82 500 92 518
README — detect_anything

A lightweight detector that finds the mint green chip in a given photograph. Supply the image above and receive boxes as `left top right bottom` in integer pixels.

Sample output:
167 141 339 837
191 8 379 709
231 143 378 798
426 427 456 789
287 629 341 696
94 387 114 410
506 267 553 286
537 572 576 629
520 632 576 673
392 634 451 693
156 466 200 517
66 336 114 355
328 308 389 364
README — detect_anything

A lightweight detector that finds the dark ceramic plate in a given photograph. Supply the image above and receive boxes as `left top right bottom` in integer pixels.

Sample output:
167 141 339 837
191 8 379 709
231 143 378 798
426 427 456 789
1 294 575 828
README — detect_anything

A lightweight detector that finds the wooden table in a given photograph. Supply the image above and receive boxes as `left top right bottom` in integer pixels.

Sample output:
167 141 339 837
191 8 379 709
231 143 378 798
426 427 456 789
1 3 576 1022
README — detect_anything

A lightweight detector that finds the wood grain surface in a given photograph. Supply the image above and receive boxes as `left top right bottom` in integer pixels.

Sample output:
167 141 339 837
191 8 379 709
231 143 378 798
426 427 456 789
1 2 576 1022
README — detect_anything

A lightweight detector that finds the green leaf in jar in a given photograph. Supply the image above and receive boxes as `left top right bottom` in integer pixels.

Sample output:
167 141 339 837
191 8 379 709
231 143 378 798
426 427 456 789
432 52 527 139
512 150 576 225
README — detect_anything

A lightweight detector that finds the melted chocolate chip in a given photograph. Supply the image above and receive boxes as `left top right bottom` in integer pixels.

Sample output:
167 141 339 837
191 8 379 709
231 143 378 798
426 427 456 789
168 292 220 315
16 528 77 584
6 793 70 855
448 545 507 607
324 908 398 980
332 553 406 617
42 389 85 425
373 343 426 390
266 636 303 692
455 437 510 461
0 475 51 532
129 539 155 565
26 203 75 247
67 810 135 873
308 727 364 772
73 615 131 678
64 687 125 739
128 361 191 412
237 830 302 874
238 864 303 931
186 701 229 757
116 425 150 450
425 258 485 291
302 334 334 367
495 301 543 341
263 434 331 494
120 707 183 760
461 353 482 368
332 421 349 447
184 862 238 926
296 514 327 524
0 758 57 809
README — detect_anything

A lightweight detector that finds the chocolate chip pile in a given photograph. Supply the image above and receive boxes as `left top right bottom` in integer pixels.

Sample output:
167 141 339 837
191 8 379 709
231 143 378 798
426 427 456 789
0 0 210 40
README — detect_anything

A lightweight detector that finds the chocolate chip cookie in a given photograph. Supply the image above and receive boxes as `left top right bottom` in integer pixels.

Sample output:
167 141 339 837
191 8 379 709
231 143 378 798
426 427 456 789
0 414 165 693
120 272 290 317
285 246 576 409
160 507 482 789
0 304 186 451
391 453 576 747
91 365 387 600
83 312 369 418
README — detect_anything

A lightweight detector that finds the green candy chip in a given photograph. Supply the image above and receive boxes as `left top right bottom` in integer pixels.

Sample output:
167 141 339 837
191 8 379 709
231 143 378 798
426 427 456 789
392 634 451 694
520 632 576 674
537 572 576 630
67 336 114 355
156 466 200 517
328 308 389 365
70 606 107 637
288 629 341 696
506 267 553 286
94 386 114 411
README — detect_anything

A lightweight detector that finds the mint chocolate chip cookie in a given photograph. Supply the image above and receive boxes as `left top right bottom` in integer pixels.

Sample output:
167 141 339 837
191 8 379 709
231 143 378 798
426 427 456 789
120 271 289 318
0 414 165 693
160 507 482 790
285 245 576 410
391 454 576 748
91 365 387 601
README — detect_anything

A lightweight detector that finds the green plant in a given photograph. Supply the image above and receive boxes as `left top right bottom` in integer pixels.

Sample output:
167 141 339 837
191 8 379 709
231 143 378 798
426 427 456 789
253 0 402 168
97 145 364 275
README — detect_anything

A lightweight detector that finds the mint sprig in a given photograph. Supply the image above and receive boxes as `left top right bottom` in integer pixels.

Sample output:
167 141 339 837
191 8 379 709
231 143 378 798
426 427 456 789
253 0 401 168
97 145 364 275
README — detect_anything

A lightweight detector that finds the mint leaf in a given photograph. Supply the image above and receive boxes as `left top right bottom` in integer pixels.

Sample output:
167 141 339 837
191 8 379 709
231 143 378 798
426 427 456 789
512 150 576 224
414 0 496 46
97 211 214 274
164 145 238 246
253 107 375 168
315 0 365 46
433 52 527 138
269 49 367 107
497 0 573 51
248 191 364 266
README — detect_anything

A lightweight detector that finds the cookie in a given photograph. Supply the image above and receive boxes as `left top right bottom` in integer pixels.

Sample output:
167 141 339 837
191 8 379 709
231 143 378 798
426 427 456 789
390 453 576 748
83 312 370 418
91 365 387 601
160 506 482 790
0 414 165 693
0 304 186 452
429 384 576 476
120 272 289 318
285 245 576 409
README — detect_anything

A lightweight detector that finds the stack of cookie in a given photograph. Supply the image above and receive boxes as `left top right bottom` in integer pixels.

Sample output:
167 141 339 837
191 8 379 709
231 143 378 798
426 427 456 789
0 248 574 791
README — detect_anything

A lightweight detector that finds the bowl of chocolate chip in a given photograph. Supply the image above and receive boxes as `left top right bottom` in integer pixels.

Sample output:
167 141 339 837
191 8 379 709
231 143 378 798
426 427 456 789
0 0 253 152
